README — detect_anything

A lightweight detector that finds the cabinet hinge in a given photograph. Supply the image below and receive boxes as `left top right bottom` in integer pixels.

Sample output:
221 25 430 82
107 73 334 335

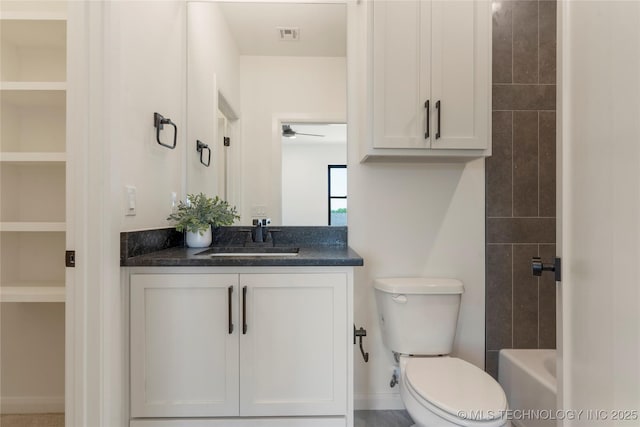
65 250 76 268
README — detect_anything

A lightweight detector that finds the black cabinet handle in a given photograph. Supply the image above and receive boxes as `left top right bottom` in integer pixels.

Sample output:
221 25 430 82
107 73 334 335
228 286 234 334
435 100 441 139
242 286 248 334
424 100 430 139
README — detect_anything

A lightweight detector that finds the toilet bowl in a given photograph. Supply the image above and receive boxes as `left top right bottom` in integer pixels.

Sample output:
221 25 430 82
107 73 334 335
399 356 507 427
374 277 508 427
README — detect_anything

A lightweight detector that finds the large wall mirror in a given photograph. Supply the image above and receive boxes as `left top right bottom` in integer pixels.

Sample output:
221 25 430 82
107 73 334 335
187 1 347 227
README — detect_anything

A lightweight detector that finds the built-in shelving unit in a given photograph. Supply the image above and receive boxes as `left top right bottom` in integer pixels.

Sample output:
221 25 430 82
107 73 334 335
0 0 67 414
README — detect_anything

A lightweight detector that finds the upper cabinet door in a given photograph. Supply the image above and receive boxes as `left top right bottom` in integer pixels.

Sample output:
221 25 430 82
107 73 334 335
130 273 240 418
430 0 491 150
364 0 491 158
372 0 431 149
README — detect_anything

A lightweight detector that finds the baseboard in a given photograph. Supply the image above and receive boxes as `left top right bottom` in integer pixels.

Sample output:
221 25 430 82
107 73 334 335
0 396 65 414
353 393 405 410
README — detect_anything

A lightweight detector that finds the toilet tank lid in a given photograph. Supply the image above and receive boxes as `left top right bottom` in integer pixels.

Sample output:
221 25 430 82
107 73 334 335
374 277 464 294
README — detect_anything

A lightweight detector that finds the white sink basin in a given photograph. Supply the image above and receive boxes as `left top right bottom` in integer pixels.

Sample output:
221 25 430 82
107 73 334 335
195 247 299 257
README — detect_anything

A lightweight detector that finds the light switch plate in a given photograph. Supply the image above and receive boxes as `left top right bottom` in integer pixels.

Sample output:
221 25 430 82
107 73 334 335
125 185 136 216
171 192 177 214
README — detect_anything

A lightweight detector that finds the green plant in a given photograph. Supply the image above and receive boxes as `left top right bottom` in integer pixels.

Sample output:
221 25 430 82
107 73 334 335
167 193 240 234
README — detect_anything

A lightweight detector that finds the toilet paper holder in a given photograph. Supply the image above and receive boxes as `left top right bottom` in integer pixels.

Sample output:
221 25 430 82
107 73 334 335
353 325 369 363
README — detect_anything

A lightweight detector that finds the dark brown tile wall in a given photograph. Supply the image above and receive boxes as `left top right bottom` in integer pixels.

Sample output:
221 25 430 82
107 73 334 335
486 0 557 380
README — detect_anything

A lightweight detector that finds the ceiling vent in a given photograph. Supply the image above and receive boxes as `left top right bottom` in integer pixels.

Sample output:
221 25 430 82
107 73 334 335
277 27 300 41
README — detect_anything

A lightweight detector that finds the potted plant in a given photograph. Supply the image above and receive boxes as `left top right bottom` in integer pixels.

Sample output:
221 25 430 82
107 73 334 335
167 193 240 248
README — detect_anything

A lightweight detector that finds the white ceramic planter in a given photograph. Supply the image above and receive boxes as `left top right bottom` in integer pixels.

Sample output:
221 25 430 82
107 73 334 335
186 226 212 248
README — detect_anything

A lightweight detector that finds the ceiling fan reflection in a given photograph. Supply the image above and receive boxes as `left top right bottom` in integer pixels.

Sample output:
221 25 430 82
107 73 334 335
282 125 325 138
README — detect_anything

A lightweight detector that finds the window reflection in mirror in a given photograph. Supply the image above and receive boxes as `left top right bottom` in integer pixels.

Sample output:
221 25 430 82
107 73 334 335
281 123 347 226
187 2 347 226
328 164 347 226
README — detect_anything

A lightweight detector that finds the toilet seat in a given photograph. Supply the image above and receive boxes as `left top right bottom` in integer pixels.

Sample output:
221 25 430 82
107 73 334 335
403 356 507 426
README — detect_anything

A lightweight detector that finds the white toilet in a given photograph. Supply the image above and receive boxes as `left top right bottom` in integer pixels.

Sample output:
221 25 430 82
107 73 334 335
374 277 508 427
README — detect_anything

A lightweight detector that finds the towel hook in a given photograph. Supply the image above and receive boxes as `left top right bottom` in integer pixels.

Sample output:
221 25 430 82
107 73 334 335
196 140 211 167
154 112 178 149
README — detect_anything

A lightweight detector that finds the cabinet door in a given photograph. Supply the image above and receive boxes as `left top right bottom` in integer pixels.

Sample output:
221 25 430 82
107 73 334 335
372 0 431 149
430 0 490 150
239 273 347 416
130 274 239 418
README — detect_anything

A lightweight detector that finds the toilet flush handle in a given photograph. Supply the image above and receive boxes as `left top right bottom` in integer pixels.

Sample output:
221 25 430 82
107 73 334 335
391 294 407 304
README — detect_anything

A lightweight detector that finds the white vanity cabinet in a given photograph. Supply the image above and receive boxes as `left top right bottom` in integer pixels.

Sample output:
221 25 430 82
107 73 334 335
129 267 353 427
361 0 491 160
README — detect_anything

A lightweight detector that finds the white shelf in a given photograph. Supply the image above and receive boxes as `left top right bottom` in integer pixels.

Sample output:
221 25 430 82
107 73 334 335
0 152 65 163
0 0 67 20
0 11 66 21
1 89 65 108
0 285 65 302
1 81 66 90
0 222 65 232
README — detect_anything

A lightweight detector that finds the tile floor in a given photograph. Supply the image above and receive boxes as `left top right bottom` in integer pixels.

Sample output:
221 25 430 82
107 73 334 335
354 410 413 427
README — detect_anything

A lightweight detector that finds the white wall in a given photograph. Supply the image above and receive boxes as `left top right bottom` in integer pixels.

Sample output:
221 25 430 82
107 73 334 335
108 1 187 232
187 2 241 198
1 304 65 413
348 2 485 408
282 142 347 225
103 1 187 424
348 161 486 408
239 56 347 225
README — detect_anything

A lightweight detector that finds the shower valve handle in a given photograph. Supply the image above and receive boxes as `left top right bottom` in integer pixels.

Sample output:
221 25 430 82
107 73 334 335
531 256 562 281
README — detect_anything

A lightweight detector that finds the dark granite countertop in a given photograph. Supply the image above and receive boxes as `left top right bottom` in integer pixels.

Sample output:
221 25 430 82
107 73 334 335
122 245 363 267
120 226 363 267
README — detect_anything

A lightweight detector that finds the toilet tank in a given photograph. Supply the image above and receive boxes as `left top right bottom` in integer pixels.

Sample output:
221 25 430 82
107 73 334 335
374 277 464 356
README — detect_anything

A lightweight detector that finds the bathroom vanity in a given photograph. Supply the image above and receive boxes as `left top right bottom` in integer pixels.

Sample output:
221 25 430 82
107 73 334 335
121 227 362 427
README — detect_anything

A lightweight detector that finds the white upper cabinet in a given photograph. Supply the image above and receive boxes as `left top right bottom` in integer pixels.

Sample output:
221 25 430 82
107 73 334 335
362 0 491 160
372 0 431 149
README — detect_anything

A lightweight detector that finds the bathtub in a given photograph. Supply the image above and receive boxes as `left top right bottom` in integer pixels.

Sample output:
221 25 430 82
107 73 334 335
498 349 557 427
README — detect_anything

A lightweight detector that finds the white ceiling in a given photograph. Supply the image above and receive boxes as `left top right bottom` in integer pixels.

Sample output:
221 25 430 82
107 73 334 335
282 123 346 145
217 2 347 57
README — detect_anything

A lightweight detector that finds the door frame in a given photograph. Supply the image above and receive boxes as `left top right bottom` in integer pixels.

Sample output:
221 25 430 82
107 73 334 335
66 1 124 426
556 1 640 421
